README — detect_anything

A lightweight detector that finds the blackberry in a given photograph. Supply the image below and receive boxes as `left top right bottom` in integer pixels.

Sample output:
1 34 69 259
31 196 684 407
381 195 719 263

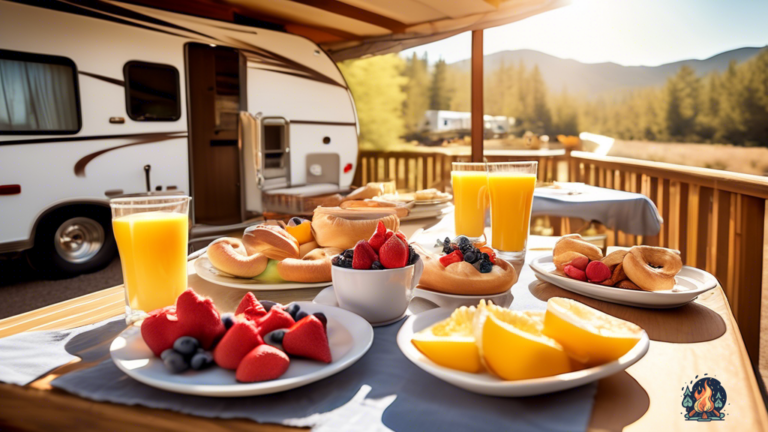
371 261 384 270
342 249 355 259
456 236 471 247
442 245 454 255
341 257 353 269
331 255 341 266
464 251 477 263
481 253 490 261
409 250 420 265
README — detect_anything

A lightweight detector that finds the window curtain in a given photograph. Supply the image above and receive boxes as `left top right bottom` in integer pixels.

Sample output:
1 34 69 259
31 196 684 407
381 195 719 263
0 59 78 131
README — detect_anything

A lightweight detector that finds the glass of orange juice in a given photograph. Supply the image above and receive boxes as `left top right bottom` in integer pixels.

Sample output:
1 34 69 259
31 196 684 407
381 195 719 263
110 196 190 324
486 162 537 262
451 162 488 241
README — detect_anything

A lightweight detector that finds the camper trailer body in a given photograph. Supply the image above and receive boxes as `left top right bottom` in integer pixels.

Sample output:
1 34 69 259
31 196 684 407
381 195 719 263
0 0 358 275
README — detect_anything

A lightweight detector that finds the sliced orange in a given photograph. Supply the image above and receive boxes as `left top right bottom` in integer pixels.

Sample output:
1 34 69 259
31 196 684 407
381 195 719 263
411 305 482 373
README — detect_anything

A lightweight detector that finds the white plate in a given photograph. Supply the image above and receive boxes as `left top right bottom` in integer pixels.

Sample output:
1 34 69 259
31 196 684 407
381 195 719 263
530 255 718 309
397 307 649 397
412 287 513 309
194 256 332 291
111 302 373 397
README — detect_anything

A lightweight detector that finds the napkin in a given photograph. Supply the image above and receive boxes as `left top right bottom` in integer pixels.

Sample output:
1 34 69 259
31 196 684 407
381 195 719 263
0 316 125 386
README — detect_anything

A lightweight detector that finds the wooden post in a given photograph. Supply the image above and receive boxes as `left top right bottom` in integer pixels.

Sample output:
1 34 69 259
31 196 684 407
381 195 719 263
471 29 483 163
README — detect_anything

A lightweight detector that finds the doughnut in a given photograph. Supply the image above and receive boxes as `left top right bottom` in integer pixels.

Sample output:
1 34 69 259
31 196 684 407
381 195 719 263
553 250 587 272
311 208 399 250
277 247 342 283
622 246 682 291
414 244 517 295
553 234 603 262
207 238 268 278
242 225 300 260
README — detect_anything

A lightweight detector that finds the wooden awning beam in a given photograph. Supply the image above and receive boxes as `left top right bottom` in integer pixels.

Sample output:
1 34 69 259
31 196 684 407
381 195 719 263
471 29 483 163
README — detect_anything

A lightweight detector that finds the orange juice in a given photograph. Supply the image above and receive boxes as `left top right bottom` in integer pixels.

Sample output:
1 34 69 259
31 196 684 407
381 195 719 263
488 173 536 251
113 211 188 313
452 170 487 238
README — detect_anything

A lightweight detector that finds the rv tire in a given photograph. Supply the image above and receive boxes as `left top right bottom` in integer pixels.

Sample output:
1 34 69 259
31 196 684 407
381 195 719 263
28 205 117 279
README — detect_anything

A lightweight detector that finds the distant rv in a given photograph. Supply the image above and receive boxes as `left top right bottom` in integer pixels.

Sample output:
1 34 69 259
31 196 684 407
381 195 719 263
421 110 514 137
0 0 358 277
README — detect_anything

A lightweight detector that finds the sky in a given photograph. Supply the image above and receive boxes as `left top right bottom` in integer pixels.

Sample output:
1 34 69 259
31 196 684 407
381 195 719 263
400 0 768 67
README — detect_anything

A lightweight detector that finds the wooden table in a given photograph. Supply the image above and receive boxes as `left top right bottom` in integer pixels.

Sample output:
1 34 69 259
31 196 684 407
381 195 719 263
1 216 767 431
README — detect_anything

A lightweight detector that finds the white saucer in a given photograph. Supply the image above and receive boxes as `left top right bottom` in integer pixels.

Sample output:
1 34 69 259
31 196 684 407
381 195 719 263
110 302 373 397
398 307 649 397
194 255 332 291
530 255 718 308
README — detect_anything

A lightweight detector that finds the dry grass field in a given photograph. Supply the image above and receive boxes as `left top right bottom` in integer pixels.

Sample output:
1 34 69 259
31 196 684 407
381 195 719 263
607 140 768 176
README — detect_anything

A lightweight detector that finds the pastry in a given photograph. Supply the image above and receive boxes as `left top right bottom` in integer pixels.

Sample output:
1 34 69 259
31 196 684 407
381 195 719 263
415 243 517 295
622 246 682 291
207 238 268 278
311 207 400 250
553 234 603 270
242 225 300 260
277 247 342 283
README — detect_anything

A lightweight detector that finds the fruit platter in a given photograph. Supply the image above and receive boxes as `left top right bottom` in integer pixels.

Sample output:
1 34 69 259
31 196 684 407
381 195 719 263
398 297 649 396
530 234 718 308
110 289 373 397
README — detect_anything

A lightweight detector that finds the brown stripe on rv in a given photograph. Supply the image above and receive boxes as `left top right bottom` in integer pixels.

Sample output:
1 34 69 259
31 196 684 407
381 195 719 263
79 71 125 86
74 132 187 177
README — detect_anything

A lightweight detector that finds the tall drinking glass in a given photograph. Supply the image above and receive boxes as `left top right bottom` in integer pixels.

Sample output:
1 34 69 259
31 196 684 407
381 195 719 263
451 162 487 241
486 162 537 263
110 196 191 324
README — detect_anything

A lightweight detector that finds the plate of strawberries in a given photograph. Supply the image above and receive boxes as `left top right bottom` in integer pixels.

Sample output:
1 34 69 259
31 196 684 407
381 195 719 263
110 289 373 397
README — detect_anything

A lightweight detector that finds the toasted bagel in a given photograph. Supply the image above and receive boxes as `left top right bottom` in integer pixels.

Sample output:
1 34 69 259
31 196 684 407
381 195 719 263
207 237 268 278
242 224 300 260
311 208 399 250
277 247 342 283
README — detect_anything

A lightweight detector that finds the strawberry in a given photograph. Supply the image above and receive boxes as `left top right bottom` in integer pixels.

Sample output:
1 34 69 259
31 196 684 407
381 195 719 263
395 231 407 242
585 261 611 283
368 221 387 252
255 307 295 337
213 319 263 370
282 316 332 363
384 231 394 241
564 264 587 281
140 306 184 357
236 345 290 383
379 235 409 269
478 247 496 264
439 250 464 267
235 292 267 321
352 240 378 270
175 289 226 350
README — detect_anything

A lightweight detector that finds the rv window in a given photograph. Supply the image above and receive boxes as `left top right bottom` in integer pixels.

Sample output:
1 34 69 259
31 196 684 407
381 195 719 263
124 62 180 121
264 125 283 151
0 50 81 134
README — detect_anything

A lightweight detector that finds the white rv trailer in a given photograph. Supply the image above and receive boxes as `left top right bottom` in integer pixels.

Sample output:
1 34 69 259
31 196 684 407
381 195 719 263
0 0 359 277
421 110 514 136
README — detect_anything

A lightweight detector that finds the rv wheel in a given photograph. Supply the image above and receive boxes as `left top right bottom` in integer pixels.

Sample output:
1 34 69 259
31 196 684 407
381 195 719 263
28 205 117 279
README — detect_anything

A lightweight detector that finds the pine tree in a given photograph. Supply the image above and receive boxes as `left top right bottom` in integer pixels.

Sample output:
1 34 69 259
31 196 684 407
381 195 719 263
430 59 452 110
682 386 694 408
666 65 701 140
402 53 431 135
528 65 552 135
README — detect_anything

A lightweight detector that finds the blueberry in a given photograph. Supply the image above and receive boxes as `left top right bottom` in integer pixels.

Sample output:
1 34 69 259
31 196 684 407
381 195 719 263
290 217 304 226
342 249 355 259
270 329 286 343
221 313 235 330
456 236 471 247
332 255 341 266
443 237 451 246
260 300 277 312
479 261 493 273
481 253 490 261
371 261 384 270
341 258 353 269
464 251 477 263
472 260 484 271
442 245 453 255
285 303 301 320
296 310 308 321
409 251 420 265
190 351 213 371
173 336 200 358
313 312 328 328
162 349 189 374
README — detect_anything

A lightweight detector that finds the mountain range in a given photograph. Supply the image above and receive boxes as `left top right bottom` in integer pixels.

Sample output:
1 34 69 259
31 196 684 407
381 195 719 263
450 47 765 96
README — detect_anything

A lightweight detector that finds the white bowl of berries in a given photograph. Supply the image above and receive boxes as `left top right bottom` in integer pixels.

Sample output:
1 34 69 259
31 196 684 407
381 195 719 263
331 222 424 324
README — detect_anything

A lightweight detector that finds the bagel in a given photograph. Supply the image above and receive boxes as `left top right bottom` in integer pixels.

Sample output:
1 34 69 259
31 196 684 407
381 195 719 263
277 247 342 283
601 249 628 269
553 250 587 272
207 238 268 278
553 234 603 262
242 225 300 260
311 208 399 250
622 246 682 291
299 240 319 258
414 244 517 295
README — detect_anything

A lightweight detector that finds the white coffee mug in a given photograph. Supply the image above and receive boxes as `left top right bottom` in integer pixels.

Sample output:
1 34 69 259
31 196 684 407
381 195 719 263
332 259 424 324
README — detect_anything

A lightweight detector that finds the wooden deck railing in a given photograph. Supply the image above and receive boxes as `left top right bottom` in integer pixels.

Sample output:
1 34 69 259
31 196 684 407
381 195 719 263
353 147 768 370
